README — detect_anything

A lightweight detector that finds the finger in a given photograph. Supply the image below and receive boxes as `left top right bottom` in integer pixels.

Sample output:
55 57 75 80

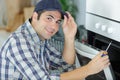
62 15 68 27
100 50 107 54
101 52 108 57
102 55 109 59
103 62 110 69
101 56 110 64
65 11 75 22
92 51 106 61
65 12 71 18
101 55 110 66
103 51 108 54
65 12 76 28
104 59 110 65
99 50 108 57
93 51 103 59
65 12 73 21
102 56 110 63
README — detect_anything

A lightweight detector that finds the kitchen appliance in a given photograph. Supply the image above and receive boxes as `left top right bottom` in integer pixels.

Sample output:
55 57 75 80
75 0 120 80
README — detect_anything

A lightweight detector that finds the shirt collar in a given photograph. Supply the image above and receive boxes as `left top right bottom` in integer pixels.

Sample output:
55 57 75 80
25 20 47 45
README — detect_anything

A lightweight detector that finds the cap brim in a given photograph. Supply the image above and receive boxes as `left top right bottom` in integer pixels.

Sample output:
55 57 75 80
47 9 66 19
35 8 66 19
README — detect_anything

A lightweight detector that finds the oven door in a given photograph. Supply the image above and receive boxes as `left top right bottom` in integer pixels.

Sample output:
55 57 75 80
75 41 115 80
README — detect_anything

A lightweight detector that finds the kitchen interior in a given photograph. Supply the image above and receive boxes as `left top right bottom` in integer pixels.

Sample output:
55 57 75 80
0 0 120 80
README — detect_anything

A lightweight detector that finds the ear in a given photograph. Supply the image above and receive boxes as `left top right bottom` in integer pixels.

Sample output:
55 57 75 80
32 12 38 21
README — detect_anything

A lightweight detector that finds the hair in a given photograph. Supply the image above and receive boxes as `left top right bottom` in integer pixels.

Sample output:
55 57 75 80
37 11 43 20
29 11 44 23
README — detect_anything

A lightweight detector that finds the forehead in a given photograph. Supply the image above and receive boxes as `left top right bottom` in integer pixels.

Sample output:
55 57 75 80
41 10 62 19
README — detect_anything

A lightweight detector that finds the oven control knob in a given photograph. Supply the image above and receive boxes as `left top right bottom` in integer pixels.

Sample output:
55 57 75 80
101 25 107 31
107 27 113 34
95 23 101 29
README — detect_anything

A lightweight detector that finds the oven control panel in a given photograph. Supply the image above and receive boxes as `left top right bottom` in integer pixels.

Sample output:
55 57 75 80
85 13 120 42
95 22 114 34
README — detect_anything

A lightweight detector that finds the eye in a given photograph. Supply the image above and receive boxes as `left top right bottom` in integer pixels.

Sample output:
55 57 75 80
47 16 53 22
56 20 62 25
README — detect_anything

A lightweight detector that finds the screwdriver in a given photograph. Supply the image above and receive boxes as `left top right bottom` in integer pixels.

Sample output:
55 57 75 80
101 41 112 57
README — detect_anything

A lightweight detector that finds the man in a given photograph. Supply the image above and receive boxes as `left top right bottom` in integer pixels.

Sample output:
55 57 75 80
0 0 110 80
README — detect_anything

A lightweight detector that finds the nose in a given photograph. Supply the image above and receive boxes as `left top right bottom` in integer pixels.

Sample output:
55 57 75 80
50 22 59 29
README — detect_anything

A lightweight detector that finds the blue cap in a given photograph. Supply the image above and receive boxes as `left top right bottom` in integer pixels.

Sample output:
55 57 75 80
34 0 65 19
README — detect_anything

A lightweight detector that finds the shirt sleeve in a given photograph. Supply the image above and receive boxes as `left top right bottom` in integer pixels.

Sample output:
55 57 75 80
47 43 75 73
6 35 60 80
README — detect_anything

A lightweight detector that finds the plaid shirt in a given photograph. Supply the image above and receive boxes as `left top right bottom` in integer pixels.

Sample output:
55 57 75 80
0 20 74 80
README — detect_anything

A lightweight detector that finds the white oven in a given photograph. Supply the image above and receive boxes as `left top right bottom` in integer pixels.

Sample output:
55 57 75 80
75 0 120 80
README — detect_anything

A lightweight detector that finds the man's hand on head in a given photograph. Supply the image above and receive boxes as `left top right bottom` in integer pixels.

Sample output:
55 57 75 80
62 12 77 40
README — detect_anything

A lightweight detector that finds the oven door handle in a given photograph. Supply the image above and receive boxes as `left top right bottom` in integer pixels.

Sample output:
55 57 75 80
75 47 96 59
75 41 99 59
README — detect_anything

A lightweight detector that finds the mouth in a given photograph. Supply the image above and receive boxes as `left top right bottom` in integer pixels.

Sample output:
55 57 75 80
45 27 54 35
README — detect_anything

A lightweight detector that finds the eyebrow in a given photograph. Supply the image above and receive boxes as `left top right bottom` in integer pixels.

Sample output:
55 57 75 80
47 15 62 22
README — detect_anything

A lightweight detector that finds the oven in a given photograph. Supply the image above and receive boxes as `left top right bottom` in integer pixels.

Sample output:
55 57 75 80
75 0 120 80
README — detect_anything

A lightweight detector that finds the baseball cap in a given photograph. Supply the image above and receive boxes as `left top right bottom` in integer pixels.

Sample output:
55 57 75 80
34 0 66 19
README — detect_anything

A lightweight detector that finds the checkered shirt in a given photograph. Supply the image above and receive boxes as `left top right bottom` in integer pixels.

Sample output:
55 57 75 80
0 20 75 80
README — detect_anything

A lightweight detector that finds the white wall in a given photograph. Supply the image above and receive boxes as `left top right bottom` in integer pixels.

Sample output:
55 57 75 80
0 0 7 27
74 0 86 26
30 0 40 6
0 30 10 49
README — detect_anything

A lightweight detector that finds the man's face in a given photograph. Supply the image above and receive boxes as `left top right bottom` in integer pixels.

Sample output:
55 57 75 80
32 11 62 40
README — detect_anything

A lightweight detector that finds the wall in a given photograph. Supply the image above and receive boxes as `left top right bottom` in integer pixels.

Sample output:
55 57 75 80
75 0 86 26
0 0 7 27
